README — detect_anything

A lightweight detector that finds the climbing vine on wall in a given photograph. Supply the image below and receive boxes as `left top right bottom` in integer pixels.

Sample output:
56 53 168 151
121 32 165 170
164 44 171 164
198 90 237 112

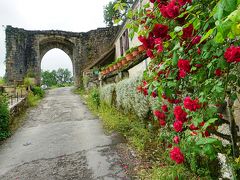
115 0 240 177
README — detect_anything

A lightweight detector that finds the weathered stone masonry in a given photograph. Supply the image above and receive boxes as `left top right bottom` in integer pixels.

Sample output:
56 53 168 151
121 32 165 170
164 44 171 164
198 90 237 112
5 26 119 86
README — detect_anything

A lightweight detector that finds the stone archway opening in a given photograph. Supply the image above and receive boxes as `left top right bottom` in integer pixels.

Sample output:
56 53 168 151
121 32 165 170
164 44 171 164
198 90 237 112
5 26 120 87
41 48 73 86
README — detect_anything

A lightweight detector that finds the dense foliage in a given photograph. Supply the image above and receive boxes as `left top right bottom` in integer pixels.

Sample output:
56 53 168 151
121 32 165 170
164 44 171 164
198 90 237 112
103 0 134 26
114 0 240 177
0 95 10 141
41 68 73 87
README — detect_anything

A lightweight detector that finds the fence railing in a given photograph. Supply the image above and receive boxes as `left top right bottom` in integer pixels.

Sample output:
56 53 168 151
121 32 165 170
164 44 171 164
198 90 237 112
0 85 27 107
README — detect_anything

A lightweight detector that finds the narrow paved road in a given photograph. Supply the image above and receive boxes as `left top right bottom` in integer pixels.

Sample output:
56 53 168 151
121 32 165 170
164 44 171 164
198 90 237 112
0 87 129 180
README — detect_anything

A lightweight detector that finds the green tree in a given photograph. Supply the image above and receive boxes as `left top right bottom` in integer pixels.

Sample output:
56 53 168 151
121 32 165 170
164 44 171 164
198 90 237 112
41 68 73 87
41 70 57 87
103 0 134 26
56 68 72 85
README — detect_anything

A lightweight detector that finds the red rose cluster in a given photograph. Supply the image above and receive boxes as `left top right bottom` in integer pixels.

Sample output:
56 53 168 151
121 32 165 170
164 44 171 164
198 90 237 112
224 45 240 63
183 97 201 112
150 0 191 19
173 106 188 132
170 147 184 164
154 110 166 126
177 59 191 78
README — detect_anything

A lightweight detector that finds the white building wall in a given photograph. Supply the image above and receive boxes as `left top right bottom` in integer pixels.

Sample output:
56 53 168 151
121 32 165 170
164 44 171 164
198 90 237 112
114 0 151 78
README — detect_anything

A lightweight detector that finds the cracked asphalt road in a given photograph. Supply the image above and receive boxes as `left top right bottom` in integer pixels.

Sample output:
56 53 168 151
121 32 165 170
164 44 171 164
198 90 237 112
0 87 129 180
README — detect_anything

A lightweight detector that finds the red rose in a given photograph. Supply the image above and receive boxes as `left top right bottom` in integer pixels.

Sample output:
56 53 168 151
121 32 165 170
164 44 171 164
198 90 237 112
161 105 168 112
154 38 164 53
203 131 210 137
174 106 187 122
177 0 192 6
183 97 201 111
151 91 158 98
173 136 180 144
159 0 180 19
182 24 194 40
191 36 201 45
199 121 205 126
137 86 143 93
197 48 201 55
178 59 191 73
189 124 199 130
170 147 184 164
146 49 154 59
215 69 222 76
152 24 169 38
143 88 148 96
224 45 240 63
154 110 166 120
173 120 183 132
178 69 187 78
195 64 202 68
138 35 155 49
159 119 166 127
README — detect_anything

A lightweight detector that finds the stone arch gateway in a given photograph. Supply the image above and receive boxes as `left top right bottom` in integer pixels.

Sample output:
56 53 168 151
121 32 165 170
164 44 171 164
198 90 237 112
5 26 119 86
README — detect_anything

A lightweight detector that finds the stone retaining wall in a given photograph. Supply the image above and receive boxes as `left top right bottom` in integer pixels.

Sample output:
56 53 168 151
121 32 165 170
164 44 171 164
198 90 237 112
9 97 27 125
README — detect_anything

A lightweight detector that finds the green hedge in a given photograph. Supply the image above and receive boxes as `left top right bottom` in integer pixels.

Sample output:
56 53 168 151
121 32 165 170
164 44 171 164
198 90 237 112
0 95 10 140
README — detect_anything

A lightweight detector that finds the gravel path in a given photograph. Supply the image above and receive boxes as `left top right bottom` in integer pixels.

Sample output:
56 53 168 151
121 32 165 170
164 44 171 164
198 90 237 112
0 87 130 180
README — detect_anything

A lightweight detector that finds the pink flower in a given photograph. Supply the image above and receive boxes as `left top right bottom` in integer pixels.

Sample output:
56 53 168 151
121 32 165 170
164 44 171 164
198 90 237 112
170 147 184 164
173 120 183 132
173 136 180 144
174 106 187 122
183 97 201 111
224 45 240 63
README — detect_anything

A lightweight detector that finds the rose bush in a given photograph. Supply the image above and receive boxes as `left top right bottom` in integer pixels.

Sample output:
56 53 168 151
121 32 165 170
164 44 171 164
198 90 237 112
115 0 240 177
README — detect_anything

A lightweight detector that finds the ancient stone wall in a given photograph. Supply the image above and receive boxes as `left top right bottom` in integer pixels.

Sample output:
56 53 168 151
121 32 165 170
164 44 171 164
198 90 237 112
5 26 119 86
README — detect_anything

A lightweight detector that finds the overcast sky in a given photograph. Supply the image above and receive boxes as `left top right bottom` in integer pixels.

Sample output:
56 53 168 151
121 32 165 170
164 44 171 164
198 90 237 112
0 0 111 76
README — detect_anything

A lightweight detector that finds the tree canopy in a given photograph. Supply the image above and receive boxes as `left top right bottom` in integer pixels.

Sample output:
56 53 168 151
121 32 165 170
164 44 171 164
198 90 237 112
103 0 134 26
41 68 73 87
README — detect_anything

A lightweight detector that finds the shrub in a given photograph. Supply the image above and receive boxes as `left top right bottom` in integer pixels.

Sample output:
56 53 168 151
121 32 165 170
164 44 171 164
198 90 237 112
89 88 100 108
115 76 149 120
99 84 116 106
31 86 45 98
0 95 10 140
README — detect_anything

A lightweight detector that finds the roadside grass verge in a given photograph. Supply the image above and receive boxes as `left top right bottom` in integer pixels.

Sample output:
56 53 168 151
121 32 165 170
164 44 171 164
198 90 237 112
76 88 201 179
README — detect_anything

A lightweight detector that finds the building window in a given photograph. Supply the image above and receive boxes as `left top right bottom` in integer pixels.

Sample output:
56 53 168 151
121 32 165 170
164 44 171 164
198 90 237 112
119 29 129 56
123 29 129 53
120 36 123 56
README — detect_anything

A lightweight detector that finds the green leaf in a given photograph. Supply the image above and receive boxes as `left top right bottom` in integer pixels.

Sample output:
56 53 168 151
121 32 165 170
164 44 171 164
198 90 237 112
196 137 219 145
202 118 218 130
222 0 237 13
172 51 178 66
200 28 214 43
174 26 182 32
